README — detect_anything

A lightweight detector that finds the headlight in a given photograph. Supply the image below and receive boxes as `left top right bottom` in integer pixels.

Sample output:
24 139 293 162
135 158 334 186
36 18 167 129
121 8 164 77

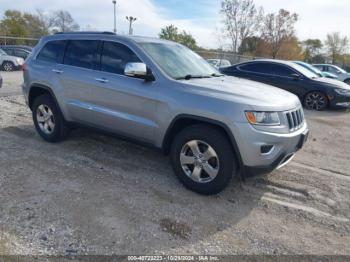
245 111 280 126
16 58 24 65
334 88 350 95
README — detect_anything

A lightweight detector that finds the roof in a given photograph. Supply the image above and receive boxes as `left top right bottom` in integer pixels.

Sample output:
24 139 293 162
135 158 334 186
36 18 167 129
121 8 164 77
46 31 175 45
240 58 303 69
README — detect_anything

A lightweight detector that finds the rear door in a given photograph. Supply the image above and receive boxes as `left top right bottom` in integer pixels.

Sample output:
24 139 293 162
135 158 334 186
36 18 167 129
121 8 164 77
57 39 100 124
88 41 158 143
237 62 277 85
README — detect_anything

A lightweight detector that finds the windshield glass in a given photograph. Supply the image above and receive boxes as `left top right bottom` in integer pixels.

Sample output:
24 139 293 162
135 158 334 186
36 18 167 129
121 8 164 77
297 62 323 76
0 49 6 55
290 63 320 79
140 42 220 79
333 65 347 73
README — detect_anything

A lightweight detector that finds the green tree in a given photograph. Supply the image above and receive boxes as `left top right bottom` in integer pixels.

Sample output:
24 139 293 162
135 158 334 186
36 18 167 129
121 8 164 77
302 39 323 63
159 24 198 49
238 36 261 55
0 10 28 38
325 32 349 64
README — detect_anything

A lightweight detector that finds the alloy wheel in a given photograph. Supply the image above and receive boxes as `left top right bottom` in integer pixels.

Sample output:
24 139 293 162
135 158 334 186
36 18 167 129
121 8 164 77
36 104 55 135
3 62 13 72
304 92 327 111
180 140 220 183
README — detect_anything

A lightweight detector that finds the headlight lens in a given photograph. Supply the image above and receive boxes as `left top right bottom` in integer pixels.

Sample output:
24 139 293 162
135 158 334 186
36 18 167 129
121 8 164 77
245 111 280 126
16 58 24 65
334 88 350 95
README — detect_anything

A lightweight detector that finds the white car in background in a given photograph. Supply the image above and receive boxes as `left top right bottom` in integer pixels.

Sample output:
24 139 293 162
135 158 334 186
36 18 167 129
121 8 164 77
0 49 24 71
207 59 231 68
313 64 350 85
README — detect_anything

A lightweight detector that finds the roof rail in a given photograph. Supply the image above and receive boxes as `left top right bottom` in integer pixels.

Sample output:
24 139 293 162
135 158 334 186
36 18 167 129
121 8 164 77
54 31 115 35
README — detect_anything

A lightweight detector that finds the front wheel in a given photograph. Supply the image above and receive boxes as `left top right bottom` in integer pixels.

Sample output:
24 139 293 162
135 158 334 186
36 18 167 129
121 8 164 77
170 124 237 195
303 91 328 111
2 61 14 71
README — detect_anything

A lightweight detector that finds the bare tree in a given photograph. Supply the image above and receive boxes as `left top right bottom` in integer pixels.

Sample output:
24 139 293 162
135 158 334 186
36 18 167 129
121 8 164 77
220 0 263 53
50 10 79 32
325 32 349 64
261 9 298 58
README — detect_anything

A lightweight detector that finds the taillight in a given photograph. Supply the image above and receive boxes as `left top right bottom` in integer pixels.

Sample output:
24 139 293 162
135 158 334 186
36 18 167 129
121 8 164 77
22 63 28 71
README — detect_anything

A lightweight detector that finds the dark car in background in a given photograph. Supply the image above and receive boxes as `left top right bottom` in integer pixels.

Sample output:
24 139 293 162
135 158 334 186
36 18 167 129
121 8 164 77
220 59 350 110
0 45 32 60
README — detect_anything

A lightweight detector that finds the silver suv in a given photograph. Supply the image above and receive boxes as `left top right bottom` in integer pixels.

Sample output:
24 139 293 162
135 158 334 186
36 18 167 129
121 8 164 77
22 32 309 195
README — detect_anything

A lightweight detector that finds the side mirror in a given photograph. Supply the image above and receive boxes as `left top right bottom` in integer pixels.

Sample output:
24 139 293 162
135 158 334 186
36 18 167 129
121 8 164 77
336 70 341 75
124 62 155 82
291 73 301 81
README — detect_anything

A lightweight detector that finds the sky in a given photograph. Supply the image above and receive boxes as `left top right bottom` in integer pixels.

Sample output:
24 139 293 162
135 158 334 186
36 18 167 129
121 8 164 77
0 0 349 49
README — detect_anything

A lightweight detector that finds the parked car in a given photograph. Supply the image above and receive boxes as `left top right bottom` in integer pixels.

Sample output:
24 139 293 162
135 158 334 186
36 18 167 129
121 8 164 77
0 45 32 60
0 73 2 88
0 48 25 71
22 32 309 195
207 59 231 68
220 59 350 111
313 64 350 85
293 61 338 79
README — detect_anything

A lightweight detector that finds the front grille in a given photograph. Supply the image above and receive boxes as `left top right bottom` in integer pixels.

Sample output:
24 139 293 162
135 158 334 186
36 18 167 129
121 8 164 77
286 108 304 131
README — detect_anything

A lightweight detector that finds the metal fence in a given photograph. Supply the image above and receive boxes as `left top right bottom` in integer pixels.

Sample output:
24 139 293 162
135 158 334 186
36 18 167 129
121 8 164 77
196 50 263 65
0 36 39 46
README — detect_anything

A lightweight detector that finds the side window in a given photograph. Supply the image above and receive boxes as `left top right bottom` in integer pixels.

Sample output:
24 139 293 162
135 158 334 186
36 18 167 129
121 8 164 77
15 50 28 58
239 63 266 73
101 41 141 75
37 41 67 63
64 40 100 70
271 65 295 77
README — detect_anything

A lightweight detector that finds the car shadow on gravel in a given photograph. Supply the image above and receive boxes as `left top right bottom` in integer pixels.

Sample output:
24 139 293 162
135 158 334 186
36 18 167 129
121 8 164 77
0 124 265 254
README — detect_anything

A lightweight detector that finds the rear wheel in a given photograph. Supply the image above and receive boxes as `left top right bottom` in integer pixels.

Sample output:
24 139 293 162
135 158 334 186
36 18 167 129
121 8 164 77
170 124 237 195
32 94 69 142
303 91 328 111
2 61 14 72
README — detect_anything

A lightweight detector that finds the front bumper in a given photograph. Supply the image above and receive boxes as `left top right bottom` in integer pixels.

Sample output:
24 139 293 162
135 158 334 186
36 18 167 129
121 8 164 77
230 122 309 176
329 93 350 108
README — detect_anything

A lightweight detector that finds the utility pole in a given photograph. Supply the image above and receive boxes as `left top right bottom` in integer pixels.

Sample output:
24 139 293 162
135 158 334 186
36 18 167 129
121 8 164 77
126 16 137 35
112 0 117 33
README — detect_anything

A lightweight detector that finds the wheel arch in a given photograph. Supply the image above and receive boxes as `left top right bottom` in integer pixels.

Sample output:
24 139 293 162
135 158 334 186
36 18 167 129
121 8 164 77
28 84 61 112
161 114 244 170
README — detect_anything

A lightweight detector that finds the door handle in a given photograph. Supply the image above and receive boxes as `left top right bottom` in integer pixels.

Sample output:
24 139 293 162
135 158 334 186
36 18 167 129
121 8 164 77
94 77 109 83
52 69 63 74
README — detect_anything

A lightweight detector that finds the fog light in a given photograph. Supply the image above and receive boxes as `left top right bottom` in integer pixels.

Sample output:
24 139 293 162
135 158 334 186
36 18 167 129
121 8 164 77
261 145 274 154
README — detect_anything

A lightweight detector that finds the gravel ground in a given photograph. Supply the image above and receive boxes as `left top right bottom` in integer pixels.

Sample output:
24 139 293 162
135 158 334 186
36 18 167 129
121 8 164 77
0 72 350 255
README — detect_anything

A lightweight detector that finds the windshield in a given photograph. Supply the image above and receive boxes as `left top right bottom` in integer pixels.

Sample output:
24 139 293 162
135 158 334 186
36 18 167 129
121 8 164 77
0 49 6 55
290 63 320 79
140 42 220 79
333 65 347 73
296 62 323 76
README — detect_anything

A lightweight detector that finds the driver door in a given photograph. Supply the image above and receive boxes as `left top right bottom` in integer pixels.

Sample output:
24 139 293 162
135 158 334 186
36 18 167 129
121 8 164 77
89 41 158 144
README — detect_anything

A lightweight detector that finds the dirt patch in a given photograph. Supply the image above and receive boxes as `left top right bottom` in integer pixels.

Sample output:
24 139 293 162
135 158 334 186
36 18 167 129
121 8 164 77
159 218 192 239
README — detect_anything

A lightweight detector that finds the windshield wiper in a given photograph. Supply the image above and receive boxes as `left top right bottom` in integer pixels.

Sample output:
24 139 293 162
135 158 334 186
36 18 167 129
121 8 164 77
175 74 213 80
211 73 224 77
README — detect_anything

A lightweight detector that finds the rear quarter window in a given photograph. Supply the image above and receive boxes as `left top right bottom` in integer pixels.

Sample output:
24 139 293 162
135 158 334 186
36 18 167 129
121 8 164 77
37 41 67 63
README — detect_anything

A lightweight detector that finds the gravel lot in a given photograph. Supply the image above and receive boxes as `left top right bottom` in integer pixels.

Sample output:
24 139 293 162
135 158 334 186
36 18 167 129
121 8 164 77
0 72 350 255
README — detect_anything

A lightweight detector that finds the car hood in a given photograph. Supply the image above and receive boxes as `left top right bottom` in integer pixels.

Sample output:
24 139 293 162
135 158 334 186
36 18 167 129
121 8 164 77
180 76 301 111
314 77 350 90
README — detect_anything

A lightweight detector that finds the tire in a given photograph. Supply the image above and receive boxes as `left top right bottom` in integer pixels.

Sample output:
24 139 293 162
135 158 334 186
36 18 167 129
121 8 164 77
170 124 237 195
2 61 15 72
303 91 329 111
32 94 69 142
